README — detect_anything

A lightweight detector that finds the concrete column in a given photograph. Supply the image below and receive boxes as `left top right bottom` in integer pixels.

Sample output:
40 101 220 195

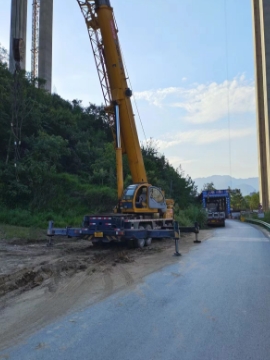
252 0 270 210
38 0 53 92
9 0 28 73
261 0 270 209
252 0 269 210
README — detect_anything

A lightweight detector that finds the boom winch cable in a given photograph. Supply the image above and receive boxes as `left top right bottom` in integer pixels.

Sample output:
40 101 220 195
224 0 232 188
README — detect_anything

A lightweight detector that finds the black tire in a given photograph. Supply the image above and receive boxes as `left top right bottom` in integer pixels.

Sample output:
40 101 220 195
126 239 135 249
136 226 146 248
92 240 101 247
136 238 146 248
145 224 152 246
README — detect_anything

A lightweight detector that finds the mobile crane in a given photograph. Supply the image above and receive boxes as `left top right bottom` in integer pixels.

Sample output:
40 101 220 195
47 0 179 248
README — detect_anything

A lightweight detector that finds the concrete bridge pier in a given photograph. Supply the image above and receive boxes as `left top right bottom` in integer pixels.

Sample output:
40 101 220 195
9 0 28 73
252 0 270 210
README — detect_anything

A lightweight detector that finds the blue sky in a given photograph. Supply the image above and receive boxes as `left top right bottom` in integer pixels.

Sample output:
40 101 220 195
0 0 257 180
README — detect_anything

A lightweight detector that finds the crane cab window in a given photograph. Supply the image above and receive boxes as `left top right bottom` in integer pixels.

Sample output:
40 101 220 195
150 187 164 204
122 185 137 200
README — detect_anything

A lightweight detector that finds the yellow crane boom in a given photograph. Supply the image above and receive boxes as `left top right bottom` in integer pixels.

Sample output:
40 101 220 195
77 0 147 200
77 0 173 219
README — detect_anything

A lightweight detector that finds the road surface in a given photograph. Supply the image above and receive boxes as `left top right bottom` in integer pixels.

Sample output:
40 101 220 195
1 220 270 360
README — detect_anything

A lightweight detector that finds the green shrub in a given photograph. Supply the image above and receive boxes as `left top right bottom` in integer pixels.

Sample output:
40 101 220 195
264 211 270 224
174 204 207 228
0 207 90 229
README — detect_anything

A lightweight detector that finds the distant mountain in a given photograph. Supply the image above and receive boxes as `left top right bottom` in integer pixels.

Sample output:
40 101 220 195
194 175 259 196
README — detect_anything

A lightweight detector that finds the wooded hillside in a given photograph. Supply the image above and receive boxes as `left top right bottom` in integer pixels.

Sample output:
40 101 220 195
0 51 198 227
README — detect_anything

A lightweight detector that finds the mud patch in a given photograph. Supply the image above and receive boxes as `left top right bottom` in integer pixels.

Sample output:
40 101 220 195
0 229 213 350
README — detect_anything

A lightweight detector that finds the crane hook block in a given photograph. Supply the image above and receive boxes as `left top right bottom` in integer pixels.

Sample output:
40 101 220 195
125 88 132 97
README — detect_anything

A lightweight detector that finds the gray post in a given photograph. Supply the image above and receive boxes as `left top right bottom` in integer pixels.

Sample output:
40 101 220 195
47 220 54 246
193 222 201 244
38 0 53 92
9 0 28 73
174 231 181 256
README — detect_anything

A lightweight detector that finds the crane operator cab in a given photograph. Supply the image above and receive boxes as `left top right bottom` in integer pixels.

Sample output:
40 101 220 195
119 183 172 218
136 187 147 208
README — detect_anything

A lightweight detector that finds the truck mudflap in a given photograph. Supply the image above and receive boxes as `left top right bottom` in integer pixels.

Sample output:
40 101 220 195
47 220 180 241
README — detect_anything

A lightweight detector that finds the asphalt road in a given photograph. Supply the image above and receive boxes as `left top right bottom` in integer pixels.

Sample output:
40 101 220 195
1 220 270 360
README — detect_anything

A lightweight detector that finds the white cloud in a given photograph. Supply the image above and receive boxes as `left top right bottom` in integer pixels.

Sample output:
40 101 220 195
134 87 179 107
154 127 255 150
167 156 195 168
135 76 255 124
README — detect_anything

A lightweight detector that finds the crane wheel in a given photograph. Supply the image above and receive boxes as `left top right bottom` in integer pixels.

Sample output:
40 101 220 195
126 239 135 248
136 238 146 248
145 224 152 246
136 226 146 248
92 241 101 247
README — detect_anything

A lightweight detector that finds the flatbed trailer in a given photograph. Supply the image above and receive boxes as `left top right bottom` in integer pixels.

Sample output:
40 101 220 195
47 214 180 248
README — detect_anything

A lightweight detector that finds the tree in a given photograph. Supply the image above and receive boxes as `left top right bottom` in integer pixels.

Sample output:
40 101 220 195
0 44 8 64
230 190 245 210
141 142 197 208
244 195 251 210
0 51 199 224
250 192 260 210
202 182 215 191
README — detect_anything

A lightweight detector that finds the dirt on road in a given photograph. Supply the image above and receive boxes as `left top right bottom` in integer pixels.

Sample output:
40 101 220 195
0 229 212 350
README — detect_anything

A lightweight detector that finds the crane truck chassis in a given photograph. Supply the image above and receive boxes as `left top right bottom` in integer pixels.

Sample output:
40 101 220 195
48 214 180 248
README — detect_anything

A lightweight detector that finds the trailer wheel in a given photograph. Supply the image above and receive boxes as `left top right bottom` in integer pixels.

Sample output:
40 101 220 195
126 239 135 248
145 225 152 246
136 238 145 248
136 226 146 248
92 240 101 247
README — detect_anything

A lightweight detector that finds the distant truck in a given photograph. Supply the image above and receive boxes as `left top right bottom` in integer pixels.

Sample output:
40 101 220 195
199 190 230 227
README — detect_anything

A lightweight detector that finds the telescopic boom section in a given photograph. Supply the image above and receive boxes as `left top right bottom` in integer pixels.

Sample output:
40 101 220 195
79 0 148 188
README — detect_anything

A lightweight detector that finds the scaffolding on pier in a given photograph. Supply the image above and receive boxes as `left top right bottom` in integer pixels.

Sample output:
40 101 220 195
31 0 40 80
